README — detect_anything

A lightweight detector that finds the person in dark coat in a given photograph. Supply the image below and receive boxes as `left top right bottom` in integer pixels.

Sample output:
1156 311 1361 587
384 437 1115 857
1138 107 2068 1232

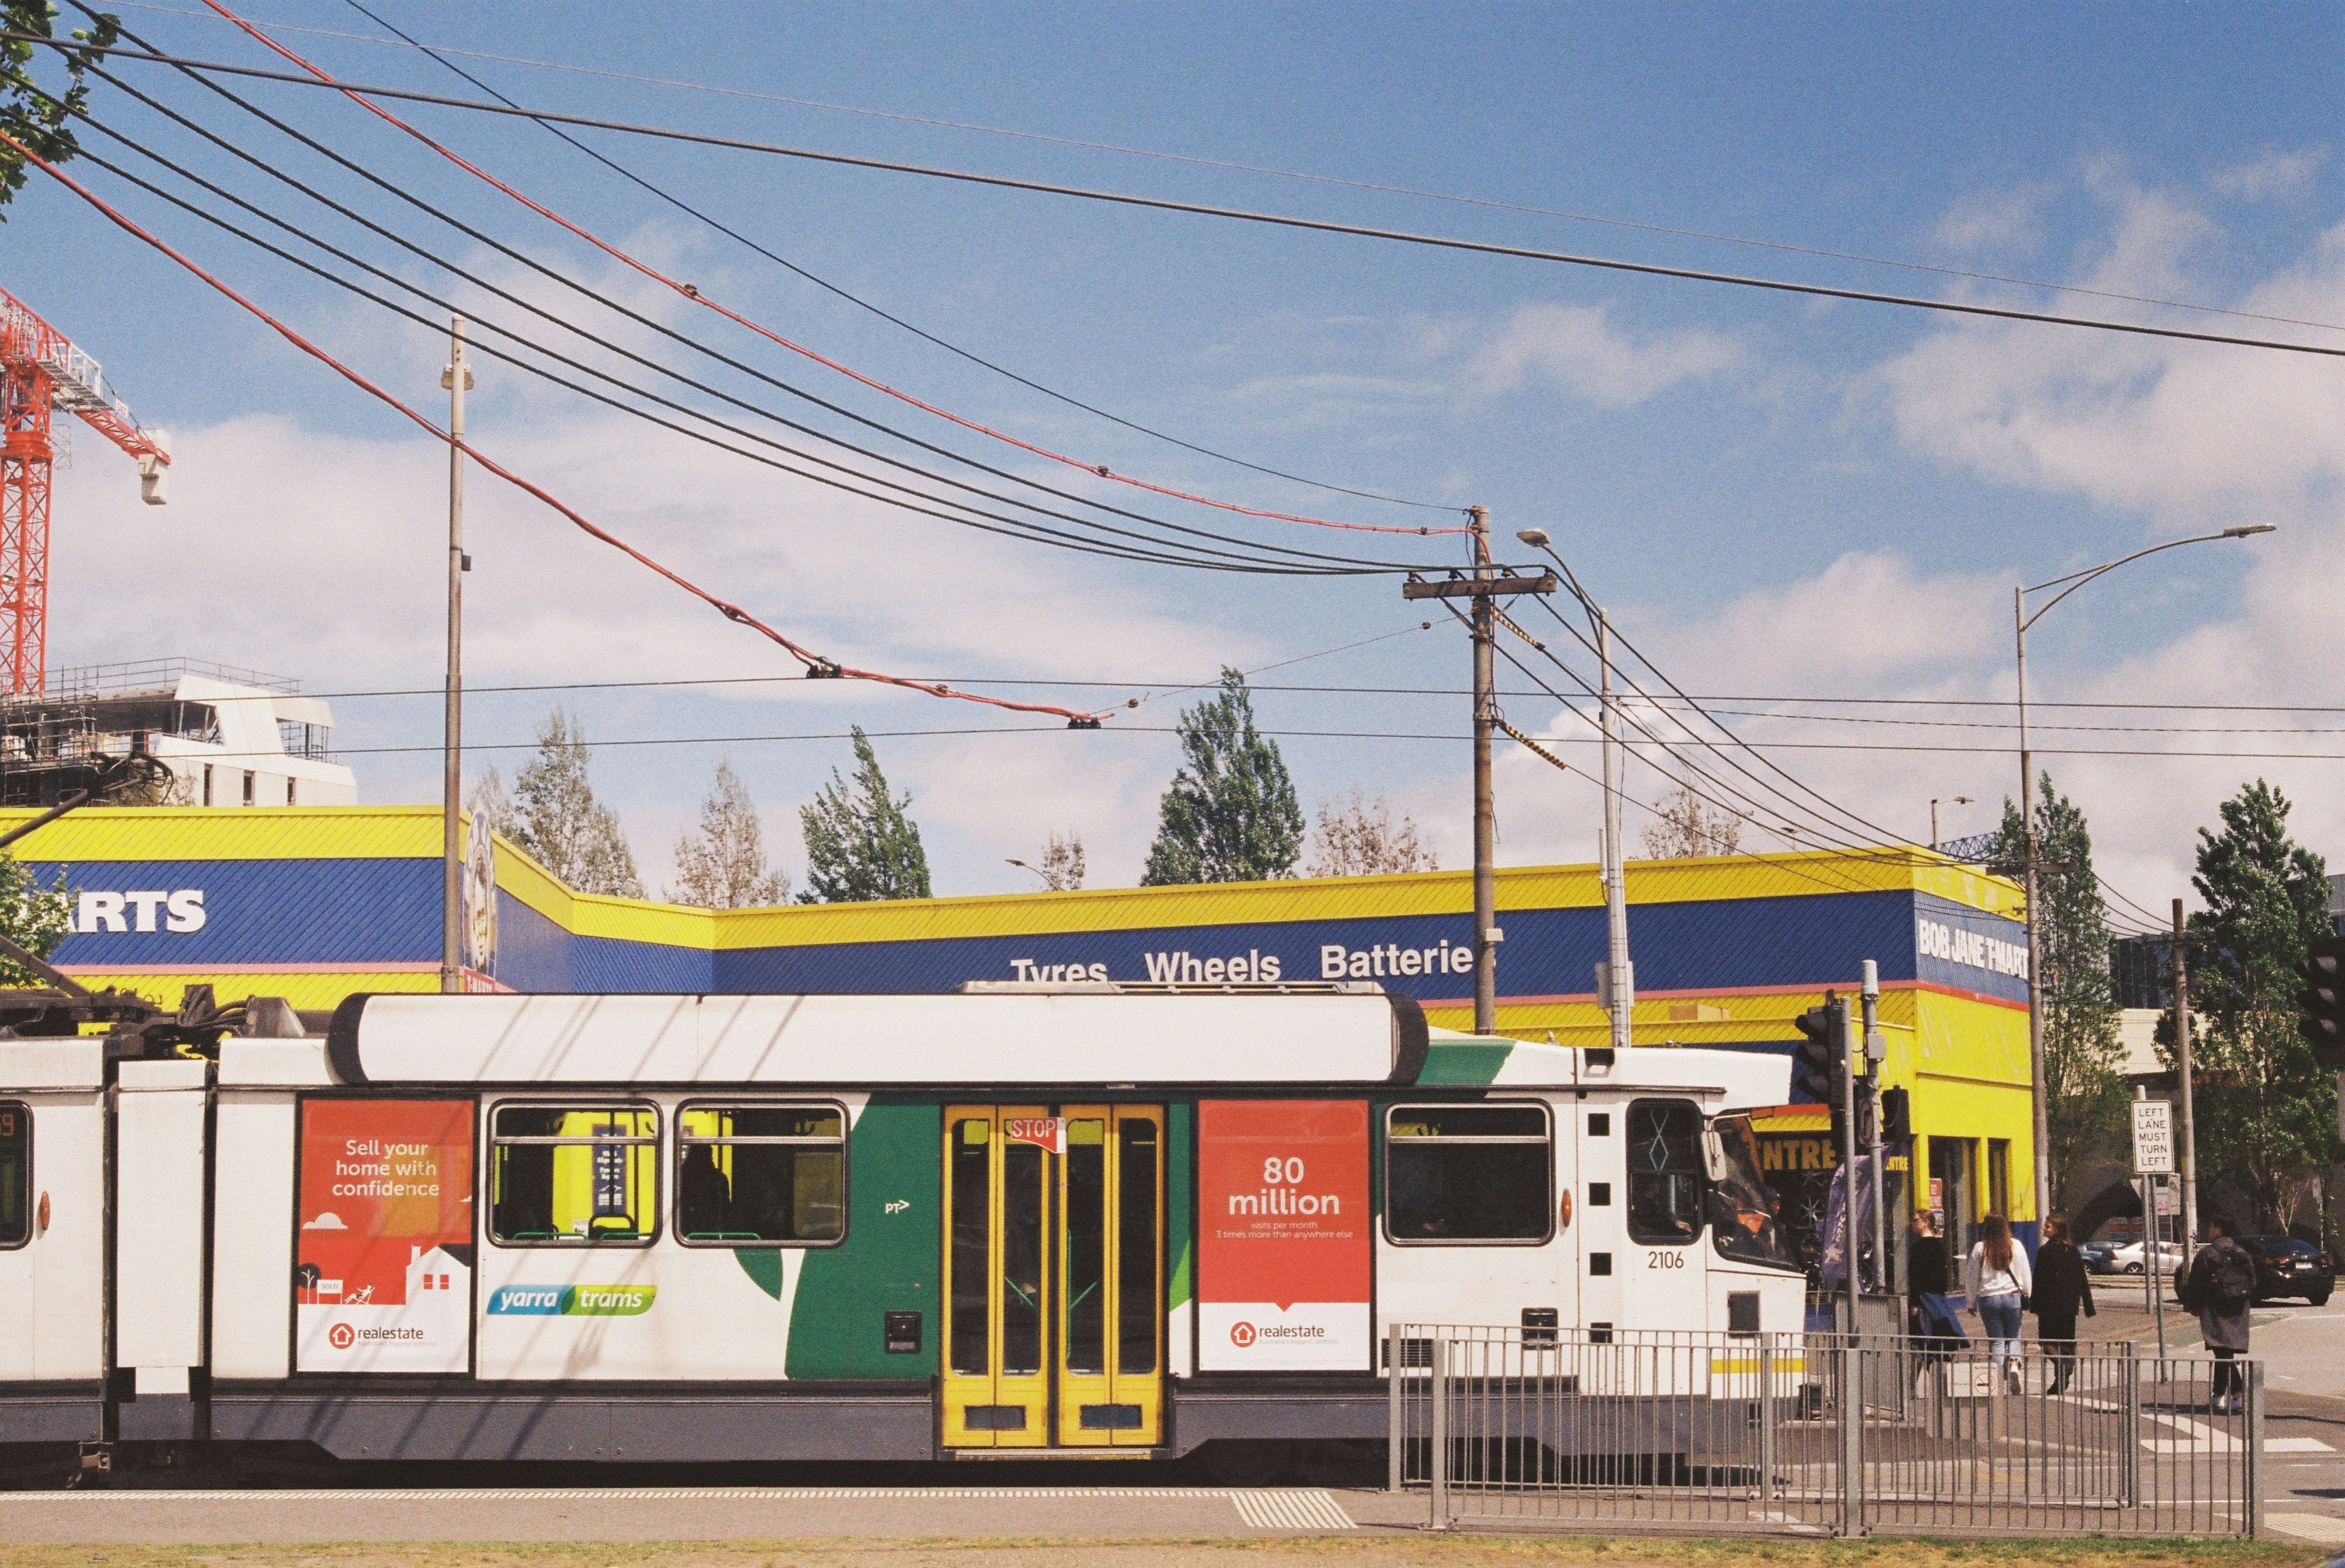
2181 1214 2257 1413
2031 1215 2095 1395
1908 1211 1964 1358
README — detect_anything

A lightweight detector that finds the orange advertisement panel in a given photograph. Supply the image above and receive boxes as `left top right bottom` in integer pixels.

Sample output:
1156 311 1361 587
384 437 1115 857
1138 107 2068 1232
1197 1099 1369 1370
295 1097 475 1373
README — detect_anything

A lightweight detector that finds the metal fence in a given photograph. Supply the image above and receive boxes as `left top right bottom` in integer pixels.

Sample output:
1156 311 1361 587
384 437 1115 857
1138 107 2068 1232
1389 1324 2261 1537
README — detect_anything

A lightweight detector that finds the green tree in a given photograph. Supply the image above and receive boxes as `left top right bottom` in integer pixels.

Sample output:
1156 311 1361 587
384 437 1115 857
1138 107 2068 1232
1141 669 1304 885
2174 779 2337 1229
798 727 929 903
1 3 118 219
509 709 643 897
0 854 72 985
670 758 789 908
1995 774 2126 1208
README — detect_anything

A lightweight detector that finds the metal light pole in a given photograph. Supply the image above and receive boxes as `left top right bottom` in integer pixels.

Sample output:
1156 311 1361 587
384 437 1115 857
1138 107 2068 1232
1930 796 1973 852
1517 529 1630 1052
439 318 471 995
2172 897 2199 1275
2014 524 2273 1222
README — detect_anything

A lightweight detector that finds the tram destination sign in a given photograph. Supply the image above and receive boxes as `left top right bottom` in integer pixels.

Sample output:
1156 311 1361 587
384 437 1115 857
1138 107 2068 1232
2130 1099 2175 1176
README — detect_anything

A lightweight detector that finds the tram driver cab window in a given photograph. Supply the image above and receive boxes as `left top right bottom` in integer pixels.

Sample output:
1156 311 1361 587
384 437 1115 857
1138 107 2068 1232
489 1104 658 1244
0 1102 27 1249
676 1103 845 1245
1625 1098 1704 1245
1384 1102 1552 1244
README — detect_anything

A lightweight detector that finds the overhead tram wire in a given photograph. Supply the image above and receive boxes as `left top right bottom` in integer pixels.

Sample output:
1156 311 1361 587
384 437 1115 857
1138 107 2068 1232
101 0 2345 341
52 106 1382 579
184 0 1470 542
1532 596 2181 934
3 131 1121 725
25 30 2345 362
1424 592 1899 888
336 0 1458 516
63 23 1454 578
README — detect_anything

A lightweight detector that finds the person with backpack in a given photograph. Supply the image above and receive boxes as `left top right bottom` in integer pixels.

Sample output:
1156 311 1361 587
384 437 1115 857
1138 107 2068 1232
1963 1213 2033 1393
2030 1215 2095 1395
2181 1214 2257 1413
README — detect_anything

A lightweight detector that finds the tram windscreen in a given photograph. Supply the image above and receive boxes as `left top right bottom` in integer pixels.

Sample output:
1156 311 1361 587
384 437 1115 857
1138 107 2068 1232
1624 1099 1703 1245
1707 1114 1797 1268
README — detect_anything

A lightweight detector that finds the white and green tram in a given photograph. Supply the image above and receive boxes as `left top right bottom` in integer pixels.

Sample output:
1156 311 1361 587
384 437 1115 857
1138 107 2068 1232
0 983 1801 1463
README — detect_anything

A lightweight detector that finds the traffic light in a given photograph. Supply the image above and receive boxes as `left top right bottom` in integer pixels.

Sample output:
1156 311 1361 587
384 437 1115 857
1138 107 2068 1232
1793 992 1850 1145
1879 1086 1912 1144
2299 935 2345 1070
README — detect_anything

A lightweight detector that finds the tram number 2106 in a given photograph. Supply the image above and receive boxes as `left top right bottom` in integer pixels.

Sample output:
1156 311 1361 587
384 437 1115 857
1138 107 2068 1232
1649 1251 1686 1269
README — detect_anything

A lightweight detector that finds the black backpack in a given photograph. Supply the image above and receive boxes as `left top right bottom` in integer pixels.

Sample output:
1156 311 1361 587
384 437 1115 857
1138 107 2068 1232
2207 1241 2258 1309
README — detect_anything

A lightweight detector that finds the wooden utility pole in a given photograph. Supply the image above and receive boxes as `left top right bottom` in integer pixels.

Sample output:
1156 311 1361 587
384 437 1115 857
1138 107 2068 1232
1400 518 1556 1036
1469 505 1497 1034
440 318 471 994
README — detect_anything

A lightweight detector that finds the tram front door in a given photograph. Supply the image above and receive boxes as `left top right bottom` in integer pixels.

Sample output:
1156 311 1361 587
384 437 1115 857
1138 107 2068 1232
941 1105 1163 1449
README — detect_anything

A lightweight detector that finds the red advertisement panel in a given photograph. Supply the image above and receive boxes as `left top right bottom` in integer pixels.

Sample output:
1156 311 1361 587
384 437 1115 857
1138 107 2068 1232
1197 1099 1369 1370
294 1098 475 1373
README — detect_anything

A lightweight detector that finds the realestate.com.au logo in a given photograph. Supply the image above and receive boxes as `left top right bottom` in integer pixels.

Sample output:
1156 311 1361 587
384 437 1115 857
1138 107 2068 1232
487 1284 658 1317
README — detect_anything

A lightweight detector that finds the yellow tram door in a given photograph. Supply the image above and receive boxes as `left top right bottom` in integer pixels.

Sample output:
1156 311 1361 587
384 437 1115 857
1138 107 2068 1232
941 1106 1052 1448
1057 1106 1163 1448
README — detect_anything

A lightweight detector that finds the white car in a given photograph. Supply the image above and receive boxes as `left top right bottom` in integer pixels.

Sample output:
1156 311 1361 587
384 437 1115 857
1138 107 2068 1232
2111 1240 2184 1275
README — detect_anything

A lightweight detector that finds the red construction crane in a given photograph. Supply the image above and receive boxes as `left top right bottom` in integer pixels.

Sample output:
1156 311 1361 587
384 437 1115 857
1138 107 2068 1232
0 285 169 696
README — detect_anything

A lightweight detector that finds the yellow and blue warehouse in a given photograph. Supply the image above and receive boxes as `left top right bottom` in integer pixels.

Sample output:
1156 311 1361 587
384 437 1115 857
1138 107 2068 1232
1 806 2038 1247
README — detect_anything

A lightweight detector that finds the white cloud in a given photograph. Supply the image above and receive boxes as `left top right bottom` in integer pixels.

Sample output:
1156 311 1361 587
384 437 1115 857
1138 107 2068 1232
2211 148 2327 203
1466 303 1745 407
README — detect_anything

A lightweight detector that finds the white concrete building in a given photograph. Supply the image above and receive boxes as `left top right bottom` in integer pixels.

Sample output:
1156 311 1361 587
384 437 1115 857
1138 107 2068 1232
0 659 357 807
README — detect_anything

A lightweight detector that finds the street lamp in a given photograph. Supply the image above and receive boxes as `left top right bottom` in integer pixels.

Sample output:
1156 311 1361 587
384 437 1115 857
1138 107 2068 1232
1930 796 1974 851
1006 858 1050 888
2015 523 2275 1233
1517 527 1632 1052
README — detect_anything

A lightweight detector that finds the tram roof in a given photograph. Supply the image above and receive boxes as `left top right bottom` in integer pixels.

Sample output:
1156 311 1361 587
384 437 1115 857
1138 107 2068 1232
322 986 1429 1088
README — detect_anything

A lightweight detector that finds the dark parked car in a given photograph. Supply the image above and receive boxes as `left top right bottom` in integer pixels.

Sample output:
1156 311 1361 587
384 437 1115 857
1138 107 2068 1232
2244 1235 2335 1305
2079 1240 2121 1275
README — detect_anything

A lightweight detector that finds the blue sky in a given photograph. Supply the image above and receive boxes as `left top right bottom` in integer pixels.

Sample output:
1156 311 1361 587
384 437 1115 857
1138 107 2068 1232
12 1 2341 915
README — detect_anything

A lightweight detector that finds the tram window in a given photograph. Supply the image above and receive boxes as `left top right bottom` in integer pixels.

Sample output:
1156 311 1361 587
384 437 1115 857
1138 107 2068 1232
1625 1099 1704 1246
676 1103 845 1246
1384 1102 1551 1245
0 1102 26 1249
1707 1114 1796 1268
1117 1118 1160 1375
948 1118 990 1377
489 1103 658 1245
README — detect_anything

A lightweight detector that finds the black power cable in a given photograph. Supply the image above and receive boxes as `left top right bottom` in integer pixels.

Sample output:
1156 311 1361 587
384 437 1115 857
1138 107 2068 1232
67 15 1458 576
336 0 1457 516
27 29 2345 362
59 104 1388 576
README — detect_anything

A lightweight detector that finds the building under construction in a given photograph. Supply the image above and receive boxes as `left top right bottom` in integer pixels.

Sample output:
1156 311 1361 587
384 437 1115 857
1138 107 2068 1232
0 657 356 807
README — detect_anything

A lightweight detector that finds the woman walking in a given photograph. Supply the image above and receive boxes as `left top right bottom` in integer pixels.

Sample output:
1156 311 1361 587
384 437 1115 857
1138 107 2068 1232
1964 1213 2034 1393
2181 1213 2258 1415
2031 1215 2095 1395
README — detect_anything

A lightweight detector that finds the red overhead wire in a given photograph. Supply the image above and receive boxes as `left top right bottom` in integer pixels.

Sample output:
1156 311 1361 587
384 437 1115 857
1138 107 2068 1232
1 131 1109 725
197 0 1466 541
